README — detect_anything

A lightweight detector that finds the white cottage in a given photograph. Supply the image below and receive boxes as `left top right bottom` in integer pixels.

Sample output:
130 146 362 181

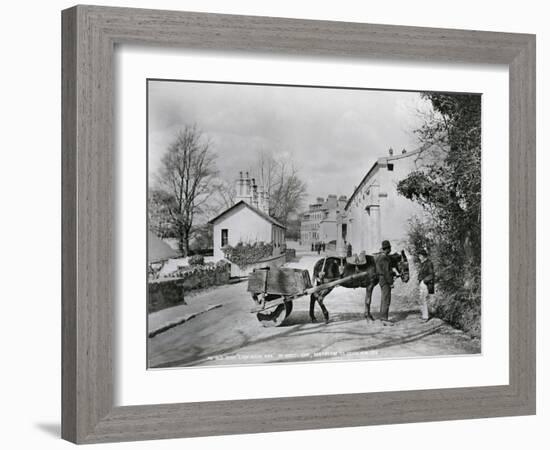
209 201 286 261
209 172 286 262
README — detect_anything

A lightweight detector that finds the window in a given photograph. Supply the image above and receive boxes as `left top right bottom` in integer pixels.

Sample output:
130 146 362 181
387 163 394 171
221 229 228 247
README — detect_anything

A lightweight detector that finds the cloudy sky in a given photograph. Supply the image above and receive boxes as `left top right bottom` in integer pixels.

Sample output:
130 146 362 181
148 80 430 208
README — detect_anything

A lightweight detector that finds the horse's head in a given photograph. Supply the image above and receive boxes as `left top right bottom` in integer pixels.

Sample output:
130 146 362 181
390 250 410 283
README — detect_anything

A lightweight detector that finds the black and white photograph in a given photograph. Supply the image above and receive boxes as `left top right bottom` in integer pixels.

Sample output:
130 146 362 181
2 0 544 447
147 79 482 368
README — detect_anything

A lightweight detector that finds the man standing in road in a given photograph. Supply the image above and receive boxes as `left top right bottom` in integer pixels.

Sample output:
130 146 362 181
417 249 435 322
376 240 395 325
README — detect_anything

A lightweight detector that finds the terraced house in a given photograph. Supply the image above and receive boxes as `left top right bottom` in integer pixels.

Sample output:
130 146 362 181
300 195 347 248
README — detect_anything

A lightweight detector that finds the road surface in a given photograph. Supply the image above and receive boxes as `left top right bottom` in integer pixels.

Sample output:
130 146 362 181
148 252 480 368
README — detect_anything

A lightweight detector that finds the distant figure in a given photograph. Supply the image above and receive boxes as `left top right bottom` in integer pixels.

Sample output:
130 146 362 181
417 249 435 321
346 242 352 257
322 242 326 252
311 243 314 252
317 242 321 255
376 240 394 325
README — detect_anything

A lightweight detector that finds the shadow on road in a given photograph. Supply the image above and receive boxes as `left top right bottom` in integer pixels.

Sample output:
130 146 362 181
153 310 446 368
282 309 423 326
153 321 328 368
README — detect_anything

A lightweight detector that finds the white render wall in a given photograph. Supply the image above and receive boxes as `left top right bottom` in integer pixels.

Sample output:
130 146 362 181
379 158 425 251
345 154 425 254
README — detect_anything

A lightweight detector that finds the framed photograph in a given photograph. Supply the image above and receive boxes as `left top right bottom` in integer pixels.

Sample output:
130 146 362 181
62 5 536 444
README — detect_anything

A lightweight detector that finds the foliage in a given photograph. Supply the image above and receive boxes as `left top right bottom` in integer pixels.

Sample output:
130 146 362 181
398 93 482 334
432 289 481 338
148 189 177 238
161 260 230 279
189 223 213 255
406 218 481 337
151 125 218 256
189 247 214 257
284 217 302 240
222 241 273 267
188 254 205 266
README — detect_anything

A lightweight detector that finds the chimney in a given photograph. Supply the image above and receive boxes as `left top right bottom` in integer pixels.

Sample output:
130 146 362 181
245 173 251 198
402 148 407 154
236 170 253 204
237 171 244 197
388 147 394 156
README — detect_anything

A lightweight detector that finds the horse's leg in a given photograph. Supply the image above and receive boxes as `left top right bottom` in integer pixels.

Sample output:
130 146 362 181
309 294 318 323
318 296 330 324
310 289 331 324
364 284 375 322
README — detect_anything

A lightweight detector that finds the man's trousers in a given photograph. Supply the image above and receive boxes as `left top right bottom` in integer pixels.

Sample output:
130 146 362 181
380 282 391 320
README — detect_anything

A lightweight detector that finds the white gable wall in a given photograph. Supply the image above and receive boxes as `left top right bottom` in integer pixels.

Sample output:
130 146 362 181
212 203 274 261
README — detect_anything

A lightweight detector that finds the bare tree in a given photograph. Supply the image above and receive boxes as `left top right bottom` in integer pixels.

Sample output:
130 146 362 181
270 157 307 224
255 150 307 225
211 178 236 213
152 125 218 256
256 149 277 197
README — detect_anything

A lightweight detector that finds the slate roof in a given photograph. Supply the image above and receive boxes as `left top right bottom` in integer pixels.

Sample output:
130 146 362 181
344 147 424 211
208 200 286 229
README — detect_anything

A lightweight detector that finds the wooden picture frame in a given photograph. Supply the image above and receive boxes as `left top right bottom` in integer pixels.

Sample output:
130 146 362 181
61 5 536 444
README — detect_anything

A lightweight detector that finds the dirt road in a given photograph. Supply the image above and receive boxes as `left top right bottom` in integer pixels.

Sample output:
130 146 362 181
148 253 480 368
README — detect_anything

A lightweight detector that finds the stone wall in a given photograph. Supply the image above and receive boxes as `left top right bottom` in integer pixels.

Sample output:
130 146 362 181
148 262 231 313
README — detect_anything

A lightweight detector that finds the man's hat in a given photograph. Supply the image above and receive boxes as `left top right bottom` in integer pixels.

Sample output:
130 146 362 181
381 240 391 250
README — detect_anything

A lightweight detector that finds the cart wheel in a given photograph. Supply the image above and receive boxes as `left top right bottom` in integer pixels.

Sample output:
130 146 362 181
257 299 293 327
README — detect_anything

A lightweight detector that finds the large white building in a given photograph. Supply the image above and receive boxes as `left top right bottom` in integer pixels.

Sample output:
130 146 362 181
300 195 347 246
209 172 286 262
337 148 425 254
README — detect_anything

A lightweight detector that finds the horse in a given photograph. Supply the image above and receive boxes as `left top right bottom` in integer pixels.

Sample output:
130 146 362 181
310 251 410 324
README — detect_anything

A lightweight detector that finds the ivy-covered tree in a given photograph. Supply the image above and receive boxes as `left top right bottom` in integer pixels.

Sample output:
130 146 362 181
398 93 481 293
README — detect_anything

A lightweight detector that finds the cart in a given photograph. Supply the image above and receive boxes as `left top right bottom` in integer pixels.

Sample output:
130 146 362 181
247 266 369 327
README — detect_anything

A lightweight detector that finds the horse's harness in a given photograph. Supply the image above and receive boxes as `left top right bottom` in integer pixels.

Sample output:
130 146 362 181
317 254 406 285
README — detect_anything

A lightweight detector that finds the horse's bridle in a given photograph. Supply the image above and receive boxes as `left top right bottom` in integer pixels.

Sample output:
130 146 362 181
396 257 409 279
